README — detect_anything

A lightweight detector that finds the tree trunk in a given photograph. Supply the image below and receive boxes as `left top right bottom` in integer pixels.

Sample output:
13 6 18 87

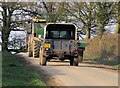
2 5 12 51
116 23 120 34
99 24 105 35
86 28 90 40
86 10 91 40
116 13 120 33
2 27 11 51
116 2 120 34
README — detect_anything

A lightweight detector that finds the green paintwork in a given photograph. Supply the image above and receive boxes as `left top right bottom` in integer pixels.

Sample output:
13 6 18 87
34 23 44 37
36 28 44 36
78 42 89 48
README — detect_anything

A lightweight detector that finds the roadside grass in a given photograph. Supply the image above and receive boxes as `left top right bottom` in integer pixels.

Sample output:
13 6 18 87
2 51 47 86
94 57 119 66
114 64 120 69
82 34 119 69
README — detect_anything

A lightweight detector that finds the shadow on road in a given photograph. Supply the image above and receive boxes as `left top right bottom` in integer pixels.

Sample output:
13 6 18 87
47 64 70 66
17 53 118 71
79 65 118 70
47 60 70 66
48 60 118 71
15 54 66 86
79 61 118 71
16 53 118 87
48 60 69 63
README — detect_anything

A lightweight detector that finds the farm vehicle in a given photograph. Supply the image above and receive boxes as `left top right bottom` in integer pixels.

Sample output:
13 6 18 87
27 17 88 66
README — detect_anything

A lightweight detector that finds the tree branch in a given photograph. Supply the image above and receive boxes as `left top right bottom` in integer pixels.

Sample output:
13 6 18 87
42 2 49 13
22 9 42 16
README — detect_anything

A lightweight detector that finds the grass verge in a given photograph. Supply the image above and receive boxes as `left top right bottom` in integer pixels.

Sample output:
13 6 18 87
2 51 47 86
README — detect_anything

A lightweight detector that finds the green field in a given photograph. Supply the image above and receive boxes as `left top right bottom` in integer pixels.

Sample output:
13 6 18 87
2 51 47 87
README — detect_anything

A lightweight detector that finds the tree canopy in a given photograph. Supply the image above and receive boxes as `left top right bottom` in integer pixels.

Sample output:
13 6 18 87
0 1 118 51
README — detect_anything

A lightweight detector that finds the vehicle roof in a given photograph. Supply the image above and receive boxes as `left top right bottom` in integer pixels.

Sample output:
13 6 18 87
46 23 76 25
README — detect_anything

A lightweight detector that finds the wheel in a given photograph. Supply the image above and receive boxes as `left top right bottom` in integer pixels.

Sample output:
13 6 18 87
73 57 79 66
28 51 32 57
33 41 40 58
39 48 47 66
70 56 74 66
41 57 47 66
46 57 51 62
78 49 84 63
28 41 33 57
70 56 79 66
79 55 83 63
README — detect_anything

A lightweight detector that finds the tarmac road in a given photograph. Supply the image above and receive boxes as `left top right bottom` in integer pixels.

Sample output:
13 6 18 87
18 53 119 87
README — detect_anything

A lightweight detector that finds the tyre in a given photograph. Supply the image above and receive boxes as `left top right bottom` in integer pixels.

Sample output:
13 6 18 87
28 42 33 57
70 56 74 66
28 51 32 57
78 49 84 63
73 51 83 66
70 56 79 66
46 57 51 62
78 55 83 63
73 57 79 66
33 41 40 58
39 48 47 66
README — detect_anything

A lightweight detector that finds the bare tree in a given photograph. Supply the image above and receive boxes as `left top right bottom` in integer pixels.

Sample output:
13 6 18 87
115 2 120 34
95 2 117 35
0 2 36 51
65 2 97 40
1 2 22 50
42 2 67 22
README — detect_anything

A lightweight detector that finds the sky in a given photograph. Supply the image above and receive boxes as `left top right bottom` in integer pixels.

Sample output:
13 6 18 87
0 31 26 51
9 31 26 39
8 31 26 49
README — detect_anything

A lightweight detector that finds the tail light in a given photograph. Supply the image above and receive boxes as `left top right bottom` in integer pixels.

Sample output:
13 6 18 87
73 48 77 52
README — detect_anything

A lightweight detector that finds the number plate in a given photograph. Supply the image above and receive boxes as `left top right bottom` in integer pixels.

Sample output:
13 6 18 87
44 43 51 48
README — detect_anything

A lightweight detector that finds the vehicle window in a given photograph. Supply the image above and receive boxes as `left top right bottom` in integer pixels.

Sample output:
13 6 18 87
46 31 48 38
51 31 59 38
71 31 75 38
46 30 75 39
60 31 67 38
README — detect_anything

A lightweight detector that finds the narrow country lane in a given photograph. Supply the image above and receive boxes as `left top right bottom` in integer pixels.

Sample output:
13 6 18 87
18 53 119 87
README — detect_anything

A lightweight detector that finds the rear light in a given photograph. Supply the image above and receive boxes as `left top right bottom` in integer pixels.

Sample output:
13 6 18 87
73 48 77 52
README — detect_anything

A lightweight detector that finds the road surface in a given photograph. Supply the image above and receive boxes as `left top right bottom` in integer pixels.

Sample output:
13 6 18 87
18 53 119 87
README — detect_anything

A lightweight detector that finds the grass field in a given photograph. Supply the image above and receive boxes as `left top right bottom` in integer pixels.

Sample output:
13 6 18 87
2 51 47 86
